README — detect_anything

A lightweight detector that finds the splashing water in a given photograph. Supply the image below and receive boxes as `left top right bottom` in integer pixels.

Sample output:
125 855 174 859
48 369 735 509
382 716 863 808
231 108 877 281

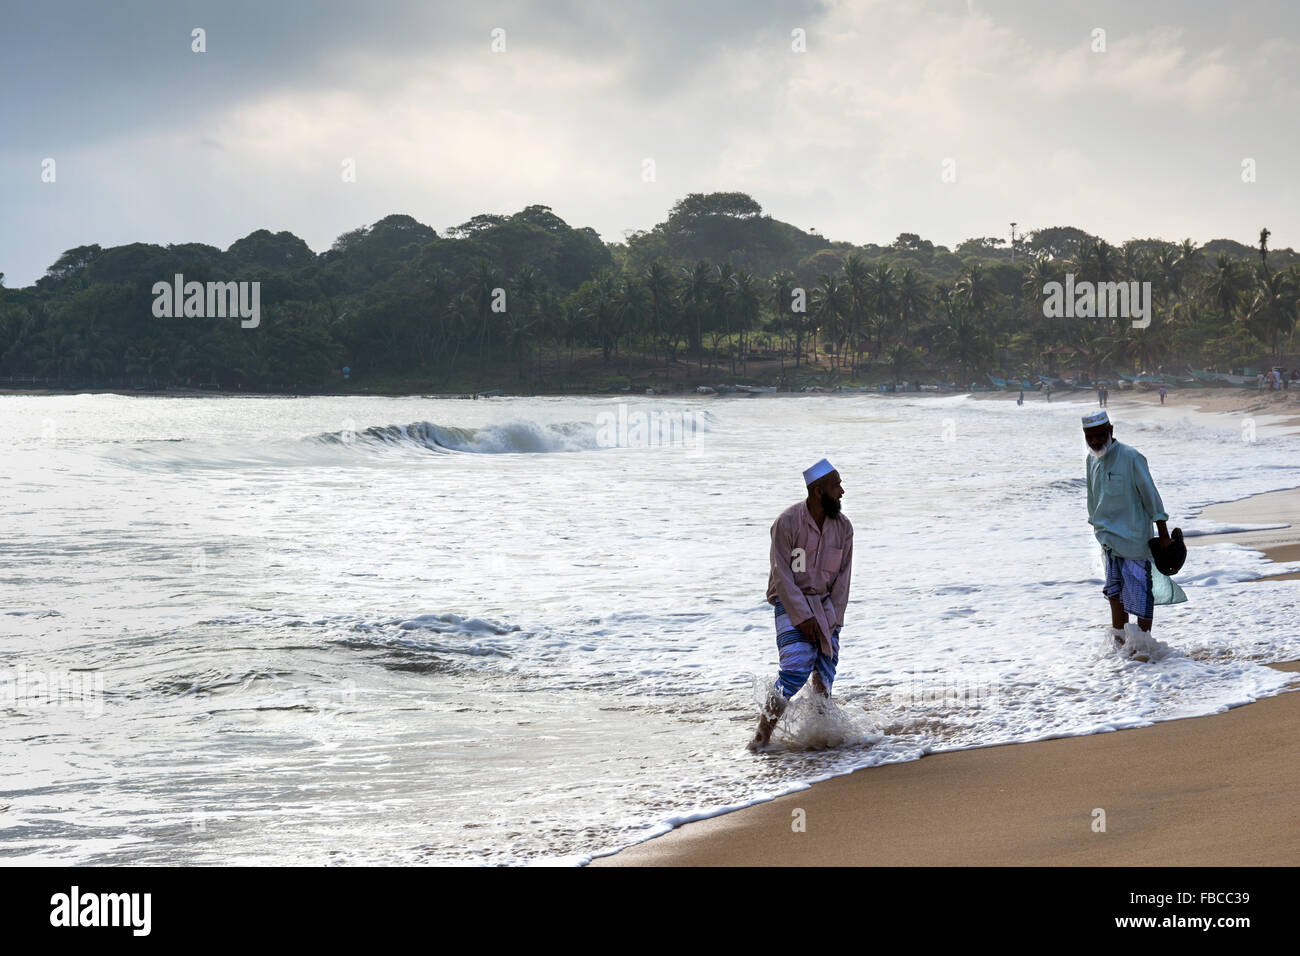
747 679 884 751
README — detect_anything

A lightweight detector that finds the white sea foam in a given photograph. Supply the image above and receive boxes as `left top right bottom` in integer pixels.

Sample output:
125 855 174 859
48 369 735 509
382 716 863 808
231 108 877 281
1 391 1298 866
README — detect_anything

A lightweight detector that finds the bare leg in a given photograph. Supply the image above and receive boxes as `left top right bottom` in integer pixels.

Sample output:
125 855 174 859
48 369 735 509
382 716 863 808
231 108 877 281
1108 597 1129 632
1137 617 1152 632
810 671 830 698
747 688 787 751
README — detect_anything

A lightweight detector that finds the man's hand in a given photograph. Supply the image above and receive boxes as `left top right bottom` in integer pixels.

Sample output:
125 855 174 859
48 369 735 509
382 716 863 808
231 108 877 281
1156 519 1170 545
796 618 824 644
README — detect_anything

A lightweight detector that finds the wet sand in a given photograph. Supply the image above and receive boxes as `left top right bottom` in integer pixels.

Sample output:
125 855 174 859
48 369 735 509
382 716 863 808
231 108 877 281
589 662 1300 866
591 480 1300 867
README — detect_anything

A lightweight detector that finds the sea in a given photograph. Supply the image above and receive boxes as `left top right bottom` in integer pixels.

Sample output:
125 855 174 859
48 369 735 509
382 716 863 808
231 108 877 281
2 390 1298 865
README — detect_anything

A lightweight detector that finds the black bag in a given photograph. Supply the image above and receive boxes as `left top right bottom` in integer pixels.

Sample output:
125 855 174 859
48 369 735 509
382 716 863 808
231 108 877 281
1148 527 1187 576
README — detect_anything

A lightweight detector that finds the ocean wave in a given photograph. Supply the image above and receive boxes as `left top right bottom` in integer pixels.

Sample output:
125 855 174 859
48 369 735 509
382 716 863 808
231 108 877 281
312 410 714 455
312 419 596 454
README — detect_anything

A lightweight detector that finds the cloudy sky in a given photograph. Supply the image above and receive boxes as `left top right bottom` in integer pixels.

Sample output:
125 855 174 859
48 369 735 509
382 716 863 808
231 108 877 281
2 0 1297 286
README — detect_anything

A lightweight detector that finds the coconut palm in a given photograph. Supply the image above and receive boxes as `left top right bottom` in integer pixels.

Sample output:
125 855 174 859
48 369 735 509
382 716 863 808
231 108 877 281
730 270 761 373
1245 264 1298 358
644 262 676 363
842 254 870 368
896 266 927 346
864 261 898 361
680 261 714 369
1204 253 1249 328
812 274 850 370
769 271 800 367
886 343 920 386
1074 238 1119 284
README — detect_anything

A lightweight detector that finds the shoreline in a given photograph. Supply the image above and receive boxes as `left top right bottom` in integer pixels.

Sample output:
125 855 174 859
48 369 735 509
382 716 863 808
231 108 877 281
4 382 1299 406
1191 486 1300 581
591 481 1300 867
589 663 1300 866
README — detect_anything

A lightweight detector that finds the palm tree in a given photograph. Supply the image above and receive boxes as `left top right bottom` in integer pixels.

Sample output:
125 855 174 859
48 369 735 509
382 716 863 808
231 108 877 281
896 266 927 346
1245 264 1298 358
1205 253 1248 329
1154 245 1182 305
937 298 992 383
769 271 801 369
886 343 920 386
443 293 474 374
842 254 870 370
469 259 503 373
711 263 736 373
954 262 998 359
865 261 898 361
582 272 619 365
730 271 761 374
680 261 713 370
812 274 850 371
1074 238 1119 285
644 262 676 364
614 276 651 374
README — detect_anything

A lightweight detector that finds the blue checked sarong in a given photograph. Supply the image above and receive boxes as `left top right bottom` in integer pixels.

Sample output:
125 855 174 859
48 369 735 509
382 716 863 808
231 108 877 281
772 599 839 699
1102 548 1154 620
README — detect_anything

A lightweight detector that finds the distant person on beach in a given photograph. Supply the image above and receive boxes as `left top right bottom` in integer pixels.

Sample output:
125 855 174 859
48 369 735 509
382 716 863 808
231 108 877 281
1045 383 1052 402
749 459 852 751
1082 410 1173 658
1097 386 1104 407
1017 390 1024 406
1159 385 1167 405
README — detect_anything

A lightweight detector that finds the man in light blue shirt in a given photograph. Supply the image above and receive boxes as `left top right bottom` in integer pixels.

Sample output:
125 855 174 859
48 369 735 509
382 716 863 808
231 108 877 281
1083 411 1171 650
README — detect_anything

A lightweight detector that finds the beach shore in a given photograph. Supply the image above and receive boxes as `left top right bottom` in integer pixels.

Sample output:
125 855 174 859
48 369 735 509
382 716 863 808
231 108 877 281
592 478 1300 867
590 662 1300 866
973 382 1300 428
1190 487 1300 581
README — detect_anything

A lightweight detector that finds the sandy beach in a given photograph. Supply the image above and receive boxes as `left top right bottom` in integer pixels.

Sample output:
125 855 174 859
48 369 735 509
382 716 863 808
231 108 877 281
592 412 1300 867
590 661 1300 866
974 382 1300 428
1193 488 1300 581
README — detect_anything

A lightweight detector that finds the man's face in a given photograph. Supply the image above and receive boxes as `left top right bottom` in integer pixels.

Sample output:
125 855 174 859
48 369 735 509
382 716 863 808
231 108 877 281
1083 424 1113 453
817 471 844 517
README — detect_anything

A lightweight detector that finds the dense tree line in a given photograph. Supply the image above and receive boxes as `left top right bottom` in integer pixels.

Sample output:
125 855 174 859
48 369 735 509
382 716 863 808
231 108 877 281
1 193 1295 391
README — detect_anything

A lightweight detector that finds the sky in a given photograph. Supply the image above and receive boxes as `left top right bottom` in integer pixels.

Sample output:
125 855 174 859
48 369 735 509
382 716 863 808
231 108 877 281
2 0 1298 287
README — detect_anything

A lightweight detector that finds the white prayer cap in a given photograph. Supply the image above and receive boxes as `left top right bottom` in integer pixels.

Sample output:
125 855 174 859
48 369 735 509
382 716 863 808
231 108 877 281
803 458 836 485
1081 410 1110 428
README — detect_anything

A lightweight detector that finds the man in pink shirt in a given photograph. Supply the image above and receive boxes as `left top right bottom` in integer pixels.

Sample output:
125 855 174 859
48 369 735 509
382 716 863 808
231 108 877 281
748 458 853 751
